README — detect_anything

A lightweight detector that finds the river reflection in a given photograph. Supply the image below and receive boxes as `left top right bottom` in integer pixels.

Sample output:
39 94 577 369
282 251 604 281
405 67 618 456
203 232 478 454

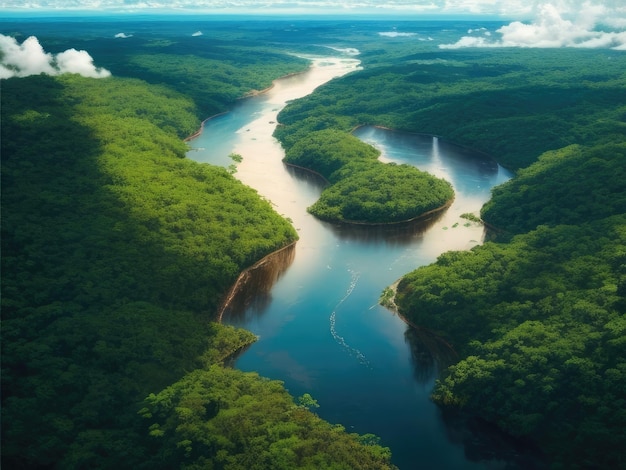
404 327 459 385
187 57 519 469
220 243 296 323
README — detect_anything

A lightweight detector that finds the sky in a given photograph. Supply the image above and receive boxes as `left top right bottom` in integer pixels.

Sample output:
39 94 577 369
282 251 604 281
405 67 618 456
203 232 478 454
0 0 623 21
1 0 625 79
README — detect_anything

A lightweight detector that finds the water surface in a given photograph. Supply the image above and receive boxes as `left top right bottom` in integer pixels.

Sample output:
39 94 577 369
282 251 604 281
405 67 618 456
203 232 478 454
188 57 514 469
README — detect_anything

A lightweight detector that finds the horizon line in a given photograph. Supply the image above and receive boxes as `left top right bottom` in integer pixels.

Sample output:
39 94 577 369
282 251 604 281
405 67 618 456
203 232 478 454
0 9 512 21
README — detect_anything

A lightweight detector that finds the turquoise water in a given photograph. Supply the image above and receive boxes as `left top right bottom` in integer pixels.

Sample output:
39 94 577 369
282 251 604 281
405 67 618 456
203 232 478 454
187 61 517 469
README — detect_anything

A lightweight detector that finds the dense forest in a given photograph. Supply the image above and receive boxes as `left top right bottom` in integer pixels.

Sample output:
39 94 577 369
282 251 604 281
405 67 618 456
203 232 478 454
274 35 626 468
275 47 626 170
1 30 396 469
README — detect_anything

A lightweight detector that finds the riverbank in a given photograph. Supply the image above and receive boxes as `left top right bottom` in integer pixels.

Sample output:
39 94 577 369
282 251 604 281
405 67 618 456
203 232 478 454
184 58 318 143
217 241 298 322
284 160 455 228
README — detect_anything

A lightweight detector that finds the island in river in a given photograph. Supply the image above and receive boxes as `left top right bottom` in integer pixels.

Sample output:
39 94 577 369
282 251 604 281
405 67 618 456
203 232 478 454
282 128 455 224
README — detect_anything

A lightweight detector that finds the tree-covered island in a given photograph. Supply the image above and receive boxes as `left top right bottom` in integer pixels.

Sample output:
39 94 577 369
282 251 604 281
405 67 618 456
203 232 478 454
282 128 454 224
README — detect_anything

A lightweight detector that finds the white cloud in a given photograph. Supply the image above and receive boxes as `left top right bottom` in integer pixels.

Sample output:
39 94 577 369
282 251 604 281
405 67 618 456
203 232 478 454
55 48 112 77
440 1 626 49
0 34 111 79
0 35 56 78
379 32 417 37
192 31 203 36
114 32 133 38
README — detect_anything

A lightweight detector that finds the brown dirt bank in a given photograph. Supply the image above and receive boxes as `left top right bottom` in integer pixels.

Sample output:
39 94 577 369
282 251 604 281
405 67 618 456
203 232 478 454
217 240 298 322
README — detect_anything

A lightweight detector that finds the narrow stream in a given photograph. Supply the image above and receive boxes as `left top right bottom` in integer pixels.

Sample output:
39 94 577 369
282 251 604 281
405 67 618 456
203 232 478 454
187 56 514 469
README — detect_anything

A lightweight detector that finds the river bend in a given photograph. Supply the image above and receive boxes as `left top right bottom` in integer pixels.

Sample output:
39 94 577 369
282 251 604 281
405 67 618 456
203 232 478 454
187 56 513 469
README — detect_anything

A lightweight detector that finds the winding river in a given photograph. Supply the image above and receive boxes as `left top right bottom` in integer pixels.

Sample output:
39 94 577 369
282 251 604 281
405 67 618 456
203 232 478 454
187 56 515 469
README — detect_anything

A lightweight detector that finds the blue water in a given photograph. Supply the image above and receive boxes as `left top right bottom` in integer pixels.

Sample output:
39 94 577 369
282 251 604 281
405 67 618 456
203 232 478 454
187 68 514 469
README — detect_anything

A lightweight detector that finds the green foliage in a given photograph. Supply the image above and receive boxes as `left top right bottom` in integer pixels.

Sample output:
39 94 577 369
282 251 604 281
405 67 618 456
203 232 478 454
81 33 309 118
481 143 626 234
379 287 396 310
395 216 626 468
141 366 396 469
276 48 626 171
283 129 454 224
0 71 300 467
460 212 482 224
309 161 453 223
284 129 380 180
296 393 320 410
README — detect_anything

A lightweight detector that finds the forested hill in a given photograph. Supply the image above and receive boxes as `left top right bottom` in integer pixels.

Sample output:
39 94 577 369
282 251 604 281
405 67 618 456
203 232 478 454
1 46 395 470
276 47 626 171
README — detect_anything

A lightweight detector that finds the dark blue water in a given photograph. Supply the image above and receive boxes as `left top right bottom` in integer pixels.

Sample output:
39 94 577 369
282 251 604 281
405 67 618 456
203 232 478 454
187 58 515 469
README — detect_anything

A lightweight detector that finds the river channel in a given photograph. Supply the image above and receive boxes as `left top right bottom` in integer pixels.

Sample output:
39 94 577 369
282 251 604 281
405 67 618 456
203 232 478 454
187 56 514 469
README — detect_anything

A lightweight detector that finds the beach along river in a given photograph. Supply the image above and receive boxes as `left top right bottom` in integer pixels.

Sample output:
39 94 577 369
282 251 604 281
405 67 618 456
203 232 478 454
187 56 514 469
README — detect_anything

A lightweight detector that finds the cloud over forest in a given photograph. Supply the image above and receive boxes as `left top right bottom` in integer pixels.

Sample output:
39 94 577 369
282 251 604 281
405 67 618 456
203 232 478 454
440 2 626 50
0 34 111 79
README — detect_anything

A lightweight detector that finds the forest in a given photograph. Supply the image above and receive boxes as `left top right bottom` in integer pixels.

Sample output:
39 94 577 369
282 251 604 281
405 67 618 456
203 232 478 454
282 128 454 223
273 36 626 468
1 28 396 469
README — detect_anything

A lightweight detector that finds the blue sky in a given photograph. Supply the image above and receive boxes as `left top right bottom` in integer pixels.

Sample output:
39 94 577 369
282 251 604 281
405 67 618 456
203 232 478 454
1 0 623 22
1 1 626 51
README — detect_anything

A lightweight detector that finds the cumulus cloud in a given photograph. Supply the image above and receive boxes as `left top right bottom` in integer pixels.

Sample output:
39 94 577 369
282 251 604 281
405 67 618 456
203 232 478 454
440 2 626 49
114 32 133 38
0 34 111 79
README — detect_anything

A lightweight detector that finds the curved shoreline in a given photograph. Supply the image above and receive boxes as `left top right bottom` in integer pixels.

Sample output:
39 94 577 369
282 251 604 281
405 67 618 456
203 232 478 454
284 159 455 227
216 240 298 323
184 66 311 143
315 198 454 227
382 281 458 357
184 111 229 142
185 56 356 323
353 124 506 170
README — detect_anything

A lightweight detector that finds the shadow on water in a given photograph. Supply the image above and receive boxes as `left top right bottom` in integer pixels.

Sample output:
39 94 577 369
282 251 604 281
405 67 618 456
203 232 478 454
220 243 296 325
284 161 328 190
323 210 446 245
441 409 547 470
285 163 450 245
404 326 458 385
404 324 548 469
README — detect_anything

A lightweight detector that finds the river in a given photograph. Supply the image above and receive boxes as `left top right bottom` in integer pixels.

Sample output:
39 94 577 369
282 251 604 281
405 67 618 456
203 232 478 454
187 56 515 469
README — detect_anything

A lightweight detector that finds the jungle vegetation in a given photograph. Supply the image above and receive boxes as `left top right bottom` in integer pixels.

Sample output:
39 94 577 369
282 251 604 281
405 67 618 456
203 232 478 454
1 40 395 470
283 129 454 223
275 47 626 171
